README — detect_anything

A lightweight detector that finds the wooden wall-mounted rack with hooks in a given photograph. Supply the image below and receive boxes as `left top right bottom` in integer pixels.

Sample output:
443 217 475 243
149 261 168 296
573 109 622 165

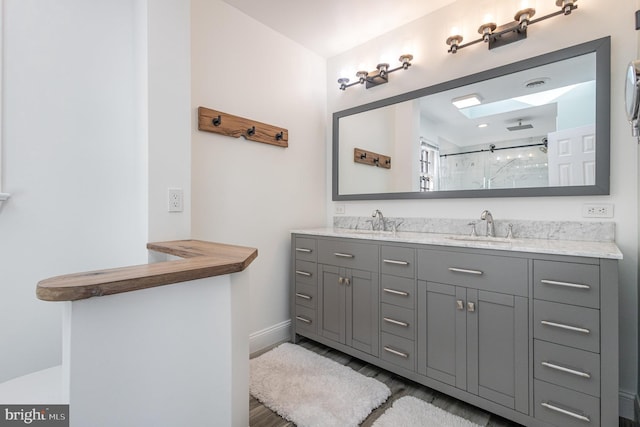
354 147 391 169
198 107 288 148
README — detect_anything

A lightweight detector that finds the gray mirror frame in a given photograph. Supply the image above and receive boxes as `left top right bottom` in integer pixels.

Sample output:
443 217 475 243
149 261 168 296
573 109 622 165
332 36 611 201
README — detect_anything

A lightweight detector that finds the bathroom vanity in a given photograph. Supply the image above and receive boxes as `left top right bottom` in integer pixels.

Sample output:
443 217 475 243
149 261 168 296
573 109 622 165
290 226 621 427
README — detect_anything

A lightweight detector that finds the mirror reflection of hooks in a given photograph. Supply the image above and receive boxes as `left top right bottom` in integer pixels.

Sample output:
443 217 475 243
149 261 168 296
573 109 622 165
247 126 256 136
212 115 222 126
275 131 284 141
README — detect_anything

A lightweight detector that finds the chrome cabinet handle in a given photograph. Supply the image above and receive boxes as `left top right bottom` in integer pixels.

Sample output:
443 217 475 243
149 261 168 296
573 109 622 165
541 361 591 379
383 346 409 358
541 279 590 290
345 278 351 286
295 293 312 300
338 277 344 285
295 270 312 277
295 248 312 253
456 300 465 310
334 252 354 258
541 320 590 334
383 259 409 266
296 316 312 324
383 288 409 297
467 302 475 312
383 317 409 327
540 402 591 422
448 267 483 275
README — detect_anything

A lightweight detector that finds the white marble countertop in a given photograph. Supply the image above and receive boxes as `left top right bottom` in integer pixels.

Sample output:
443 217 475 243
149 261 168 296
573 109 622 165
292 228 623 260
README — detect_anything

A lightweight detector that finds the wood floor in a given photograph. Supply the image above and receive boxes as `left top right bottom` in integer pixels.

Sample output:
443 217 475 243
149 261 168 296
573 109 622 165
249 338 636 427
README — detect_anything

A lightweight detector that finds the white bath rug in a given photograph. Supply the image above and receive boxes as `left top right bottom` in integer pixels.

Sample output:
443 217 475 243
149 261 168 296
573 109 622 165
250 343 390 427
372 396 484 427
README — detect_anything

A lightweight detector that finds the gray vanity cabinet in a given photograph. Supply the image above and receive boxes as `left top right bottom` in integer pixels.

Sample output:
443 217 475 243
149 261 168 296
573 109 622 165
316 239 379 356
417 249 529 414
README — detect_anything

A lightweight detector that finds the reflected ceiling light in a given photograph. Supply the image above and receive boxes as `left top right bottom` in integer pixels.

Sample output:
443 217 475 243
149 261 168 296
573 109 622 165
478 123 489 128
452 94 482 109
446 0 578 54
338 54 413 90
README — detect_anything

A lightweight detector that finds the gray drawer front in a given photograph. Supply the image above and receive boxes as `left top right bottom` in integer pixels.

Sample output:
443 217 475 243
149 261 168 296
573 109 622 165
294 305 316 335
534 339 600 397
534 379 600 427
534 300 600 353
534 260 600 309
381 275 415 309
294 260 317 286
294 237 317 262
380 332 415 372
417 249 527 296
381 303 415 340
295 282 316 310
381 246 415 278
318 239 378 271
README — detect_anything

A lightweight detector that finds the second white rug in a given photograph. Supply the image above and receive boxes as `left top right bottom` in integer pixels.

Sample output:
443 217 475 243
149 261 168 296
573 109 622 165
250 343 390 427
372 396 484 427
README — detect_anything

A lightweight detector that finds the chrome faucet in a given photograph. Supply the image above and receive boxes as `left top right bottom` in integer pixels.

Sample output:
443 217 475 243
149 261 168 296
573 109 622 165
480 210 495 237
372 209 385 231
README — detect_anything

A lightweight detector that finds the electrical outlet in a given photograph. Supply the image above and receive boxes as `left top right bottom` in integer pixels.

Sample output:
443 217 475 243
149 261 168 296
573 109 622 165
168 188 183 212
334 204 346 214
582 203 613 218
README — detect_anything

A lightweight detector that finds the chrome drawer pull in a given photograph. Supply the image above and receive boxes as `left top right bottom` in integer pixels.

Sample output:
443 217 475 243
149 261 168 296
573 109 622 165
383 288 409 297
541 320 590 334
541 279 590 290
541 402 591 422
448 267 483 275
541 361 591 379
334 252 354 258
295 248 312 253
383 317 409 327
383 346 409 358
296 316 312 324
295 293 312 300
295 270 312 277
383 259 410 266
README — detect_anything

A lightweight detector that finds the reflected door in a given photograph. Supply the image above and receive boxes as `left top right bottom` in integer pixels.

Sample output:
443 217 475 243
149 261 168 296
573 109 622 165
547 124 596 186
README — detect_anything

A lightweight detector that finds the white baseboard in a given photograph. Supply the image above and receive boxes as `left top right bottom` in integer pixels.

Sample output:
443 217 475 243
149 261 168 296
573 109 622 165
249 320 291 355
620 390 637 421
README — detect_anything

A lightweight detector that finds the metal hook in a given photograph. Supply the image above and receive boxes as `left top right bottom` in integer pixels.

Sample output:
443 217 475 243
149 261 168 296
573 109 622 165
247 126 256 136
212 115 222 126
275 131 283 141
373 157 380 165
360 152 367 159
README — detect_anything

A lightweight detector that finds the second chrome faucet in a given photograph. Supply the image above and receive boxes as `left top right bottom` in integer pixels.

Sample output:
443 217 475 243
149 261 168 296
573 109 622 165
480 210 494 237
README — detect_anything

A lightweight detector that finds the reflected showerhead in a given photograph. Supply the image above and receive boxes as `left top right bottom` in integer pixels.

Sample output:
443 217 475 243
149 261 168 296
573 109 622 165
507 119 533 131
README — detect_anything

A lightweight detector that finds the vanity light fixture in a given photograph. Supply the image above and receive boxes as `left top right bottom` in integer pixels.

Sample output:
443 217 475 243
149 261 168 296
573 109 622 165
446 0 578 54
338 54 413 90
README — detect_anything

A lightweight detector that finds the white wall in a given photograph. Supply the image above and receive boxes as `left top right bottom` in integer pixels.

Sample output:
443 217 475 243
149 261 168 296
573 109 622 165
190 0 326 350
0 0 148 382
327 0 639 414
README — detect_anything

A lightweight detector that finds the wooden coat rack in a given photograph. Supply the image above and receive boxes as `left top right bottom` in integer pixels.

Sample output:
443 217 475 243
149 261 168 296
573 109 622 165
354 147 391 169
198 106 288 148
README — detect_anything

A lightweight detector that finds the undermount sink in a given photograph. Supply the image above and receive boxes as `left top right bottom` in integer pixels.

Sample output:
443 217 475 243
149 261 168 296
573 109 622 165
447 235 513 243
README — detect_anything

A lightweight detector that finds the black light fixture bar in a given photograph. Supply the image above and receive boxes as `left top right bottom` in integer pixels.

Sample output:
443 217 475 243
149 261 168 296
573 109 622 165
338 55 413 90
446 1 578 54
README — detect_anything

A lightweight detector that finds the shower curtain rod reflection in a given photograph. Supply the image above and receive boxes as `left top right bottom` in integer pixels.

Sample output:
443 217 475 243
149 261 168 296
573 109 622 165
440 140 548 158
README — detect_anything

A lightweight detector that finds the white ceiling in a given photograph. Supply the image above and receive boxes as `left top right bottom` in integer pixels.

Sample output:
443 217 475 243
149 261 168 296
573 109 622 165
220 0 458 58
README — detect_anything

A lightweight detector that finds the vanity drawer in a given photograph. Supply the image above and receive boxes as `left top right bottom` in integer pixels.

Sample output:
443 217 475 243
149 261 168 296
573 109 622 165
534 339 600 397
534 379 600 427
381 303 415 340
318 239 378 271
295 282 316 310
381 246 415 278
534 260 600 309
294 305 316 335
294 260 316 286
534 300 600 353
294 237 317 262
380 332 415 372
417 249 527 296
381 275 415 309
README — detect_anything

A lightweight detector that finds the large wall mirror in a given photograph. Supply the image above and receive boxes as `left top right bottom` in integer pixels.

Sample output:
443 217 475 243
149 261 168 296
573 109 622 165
333 37 610 200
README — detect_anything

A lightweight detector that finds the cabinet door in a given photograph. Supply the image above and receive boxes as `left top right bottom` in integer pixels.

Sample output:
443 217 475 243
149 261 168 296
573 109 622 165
467 290 528 414
424 282 467 389
348 268 379 356
319 265 346 344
